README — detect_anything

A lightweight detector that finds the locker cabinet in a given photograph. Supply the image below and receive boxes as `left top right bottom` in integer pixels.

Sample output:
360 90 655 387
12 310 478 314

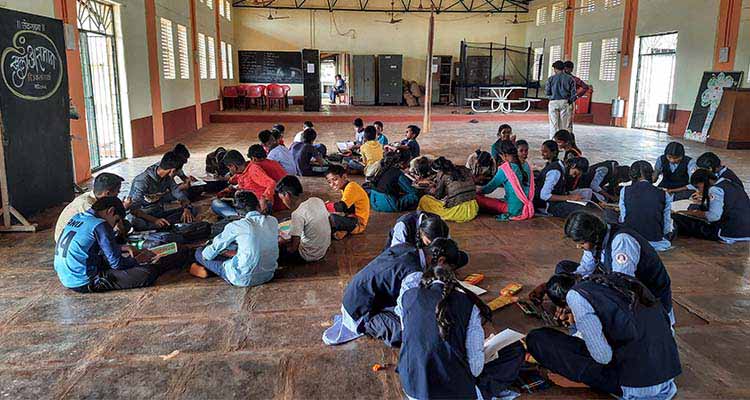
378 54 402 105
302 49 321 112
352 55 376 105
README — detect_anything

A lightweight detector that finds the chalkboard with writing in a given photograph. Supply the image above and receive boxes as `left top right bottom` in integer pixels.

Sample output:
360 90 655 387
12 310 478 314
0 8 73 215
238 50 303 84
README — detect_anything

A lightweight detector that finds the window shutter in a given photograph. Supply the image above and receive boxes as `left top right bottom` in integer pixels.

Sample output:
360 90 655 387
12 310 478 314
548 45 562 77
579 0 596 14
576 41 592 81
533 47 544 80
536 7 547 26
551 2 565 23
177 24 189 79
604 0 622 8
207 36 216 79
227 43 234 79
159 18 176 80
600 37 619 81
198 32 207 79
221 41 228 80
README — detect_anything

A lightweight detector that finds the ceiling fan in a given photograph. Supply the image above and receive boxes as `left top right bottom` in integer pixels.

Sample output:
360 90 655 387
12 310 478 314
376 1 403 24
260 9 290 20
506 13 533 24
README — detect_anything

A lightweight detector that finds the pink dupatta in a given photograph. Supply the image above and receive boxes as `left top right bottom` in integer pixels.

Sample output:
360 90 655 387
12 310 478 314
499 161 535 220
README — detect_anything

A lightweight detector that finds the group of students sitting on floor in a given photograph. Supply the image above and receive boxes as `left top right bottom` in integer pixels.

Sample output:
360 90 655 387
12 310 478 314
50 120 747 399
322 207 682 400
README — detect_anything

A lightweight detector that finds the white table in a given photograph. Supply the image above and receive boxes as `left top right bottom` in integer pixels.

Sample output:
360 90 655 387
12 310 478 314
465 86 538 113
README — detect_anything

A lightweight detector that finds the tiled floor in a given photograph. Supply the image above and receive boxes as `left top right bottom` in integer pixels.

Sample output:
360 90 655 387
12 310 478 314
2 120 749 399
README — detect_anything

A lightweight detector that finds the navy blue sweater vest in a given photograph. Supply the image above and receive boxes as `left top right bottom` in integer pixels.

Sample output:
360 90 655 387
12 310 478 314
623 181 667 242
398 282 477 399
602 226 673 314
574 279 681 387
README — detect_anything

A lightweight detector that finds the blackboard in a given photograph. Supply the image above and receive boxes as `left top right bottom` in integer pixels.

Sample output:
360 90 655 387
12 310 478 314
238 50 303 84
0 8 73 215
684 71 743 143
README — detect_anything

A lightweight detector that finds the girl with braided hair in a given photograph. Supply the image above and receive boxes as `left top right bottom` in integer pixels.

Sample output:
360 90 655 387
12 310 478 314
476 140 535 221
672 169 750 243
395 238 524 400
526 272 681 400
535 211 675 327
323 238 469 348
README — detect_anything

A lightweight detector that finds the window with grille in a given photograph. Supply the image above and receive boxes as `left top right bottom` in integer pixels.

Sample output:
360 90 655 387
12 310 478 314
206 0 213 10
551 2 565 23
198 32 207 79
177 24 189 79
207 36 216 79
221 41 228 79
159 18 176 80
219 0 224 16
604 0 622 8
579 0 595 14
576 41 592 81
225 1 231 20
600 37 619 81
548 45 562 76
533 47 544 80
536 7 547 26
227 43 234 79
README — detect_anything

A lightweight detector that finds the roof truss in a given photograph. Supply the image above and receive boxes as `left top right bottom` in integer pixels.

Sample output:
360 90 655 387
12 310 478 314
233 0 531 13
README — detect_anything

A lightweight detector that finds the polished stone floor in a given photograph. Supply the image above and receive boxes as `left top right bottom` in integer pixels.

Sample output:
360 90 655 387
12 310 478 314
2 120 749 399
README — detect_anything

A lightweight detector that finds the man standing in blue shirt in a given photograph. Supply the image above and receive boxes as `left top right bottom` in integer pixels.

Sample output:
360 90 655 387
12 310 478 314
546 60 577 139
54 197 162 293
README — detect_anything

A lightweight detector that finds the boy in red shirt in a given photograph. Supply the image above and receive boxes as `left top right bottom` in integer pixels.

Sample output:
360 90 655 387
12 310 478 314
214 147 288 217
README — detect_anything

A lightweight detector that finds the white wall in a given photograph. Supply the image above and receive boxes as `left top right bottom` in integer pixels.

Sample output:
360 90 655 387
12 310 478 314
3 0 55 18
233 8 527 95
636 0 719 110
734 0 750 88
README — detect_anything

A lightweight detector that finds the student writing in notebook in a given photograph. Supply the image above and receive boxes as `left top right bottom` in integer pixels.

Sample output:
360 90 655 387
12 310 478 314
326 165 370 240
395 241 525 400
654 141 696 201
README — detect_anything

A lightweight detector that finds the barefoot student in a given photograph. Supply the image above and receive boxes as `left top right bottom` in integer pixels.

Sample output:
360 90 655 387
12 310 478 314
534 140 585 217
385 211 449 249
654 141 696 201
476 140 535 221
417 157 479 223
275 176 331 263
191 191 279 287
326 165 370 239
54 172 125 242
619 161 674 251
526 273 681 400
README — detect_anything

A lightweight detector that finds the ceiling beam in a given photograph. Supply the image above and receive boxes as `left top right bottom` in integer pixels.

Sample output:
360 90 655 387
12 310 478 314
232 0 529 12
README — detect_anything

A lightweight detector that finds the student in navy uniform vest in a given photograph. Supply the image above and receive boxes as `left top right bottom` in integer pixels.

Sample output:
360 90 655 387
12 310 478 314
534 140 587 217
673 169 750 244
384 211 449 249
653 142 697 201
553 129 582 162
54 197 167 293
619 161 674 251
526 273 681 400
322 238 468 347
566 157 621 203
395 246 525 400
531 211 675 325
696 152 744 189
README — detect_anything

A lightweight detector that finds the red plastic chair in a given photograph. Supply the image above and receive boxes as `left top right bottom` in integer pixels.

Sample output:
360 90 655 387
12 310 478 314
235 85 248 110
266 84 286 110
222 86 239 110
244 85 265 109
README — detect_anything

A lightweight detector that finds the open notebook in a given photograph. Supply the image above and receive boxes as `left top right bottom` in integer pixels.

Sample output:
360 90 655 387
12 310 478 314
484 329 525 363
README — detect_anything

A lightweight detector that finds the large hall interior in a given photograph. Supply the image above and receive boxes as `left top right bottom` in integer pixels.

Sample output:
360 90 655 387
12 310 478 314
1 0 750 399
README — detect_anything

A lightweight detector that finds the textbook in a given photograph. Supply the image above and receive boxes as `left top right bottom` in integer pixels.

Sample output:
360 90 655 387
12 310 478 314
484 329 525 363
671 199 693 213
148 242 178 256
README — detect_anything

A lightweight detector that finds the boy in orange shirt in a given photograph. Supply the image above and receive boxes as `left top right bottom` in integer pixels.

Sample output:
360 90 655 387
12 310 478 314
325 165 370 240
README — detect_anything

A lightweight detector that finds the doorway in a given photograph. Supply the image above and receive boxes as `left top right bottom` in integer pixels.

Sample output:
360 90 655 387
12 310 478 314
320 52 349 105
77 0 126 170
632 32 678 131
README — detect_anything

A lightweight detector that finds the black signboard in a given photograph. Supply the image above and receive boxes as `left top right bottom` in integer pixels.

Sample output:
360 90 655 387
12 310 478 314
238 50 303 84
0 8 72 215
684 71 743 143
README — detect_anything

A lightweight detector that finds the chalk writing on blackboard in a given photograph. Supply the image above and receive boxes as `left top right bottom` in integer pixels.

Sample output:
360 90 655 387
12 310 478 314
238 50 303 84
1 29 63 101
